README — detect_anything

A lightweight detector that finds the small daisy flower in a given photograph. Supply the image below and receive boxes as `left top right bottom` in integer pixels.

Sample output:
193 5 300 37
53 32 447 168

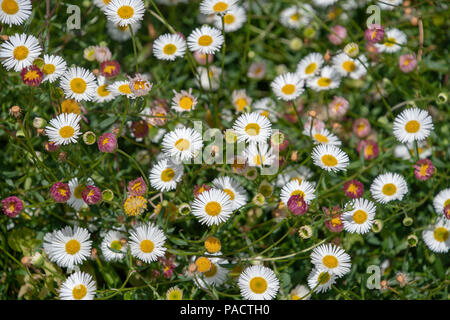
60 67 97 102
127 177 147 196
393 108 433 143
307 268 336 293
191 189 233 226
128 73 152 97
271 72 304 101
343 180 364 199
232 89 252 113
342 198 377 234
212 176 248 210
287 194 309 216
422 218 450 253
357 139 379 160
365 23 385 43
324 206 344 233
101 230 127 262
253 97 277 121
149 158 184 192
238 265 279 300
413 158 435 181
94 76 116 103
153 33 187 61
171 88 198 112
310 243 351 277
50 182 71 203
247 61 266 80
296 52 324 79
45 113 82 146
307 66 341 92
290 284 311 300
243 142 275 167
204 236 221 254
332 53 367 79
100 60 121 78
59 271 96 300
106 20 141 42
305 127 342 146
81 185 102 205
166 286 183 300
280 179 316 205
280 5 312 29
161 127 203 162
43 226 92 269
328 96 349 119
353 118 371 138
213 5 246 32
187 25 224 55
328 25 347 45
199 0 237 15
104 0 145 27
433 188 450 217
0 0 32 26
399 53 417 73
21 65 43 87
67 178 93 212
370 172 408 204
1 196 23 217
311 144 349 173
94 45 111 63
97 132 117 153
233 112 272 144
0 33 41 72
375 28 406 53
123 195 147 216
108 80 136 99
129 223 167 263
194 253 230 289
42 54 67 83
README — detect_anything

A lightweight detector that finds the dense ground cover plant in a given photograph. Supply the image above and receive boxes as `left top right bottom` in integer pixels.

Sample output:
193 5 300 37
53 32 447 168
0 0 448 300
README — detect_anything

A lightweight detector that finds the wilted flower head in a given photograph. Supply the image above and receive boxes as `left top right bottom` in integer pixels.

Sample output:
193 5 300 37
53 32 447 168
128 177 147 196
357 139 379 160
44 141 60 152
82 185 102 205
98 132 117 153
328 96 349 119
95 46 112 63
365 24 385 43
343 180 364 199
147 100 169 126
9 105 22 118
413 158 435 181
323 206 344 233
131 120 149 139
287 194 308 216
353 118 371 138
100 60 120 78
50 182 71 203
328 25 347 45
129 73 152 97
2 196 24 217
399 54 418 73
21 65 43 87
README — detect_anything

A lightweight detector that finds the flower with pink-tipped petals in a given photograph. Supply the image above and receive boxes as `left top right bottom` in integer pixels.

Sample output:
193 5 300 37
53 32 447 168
353 118 371 138
50 182 71 203
98 132 117 153
413 159 435 181
2 196 24 217
328 96 349 119
128 177 147 196
357 139 379 160
82 185 102 205
328 25 347 45
287 194 309 216
365 24 385 43
399 54 418 73
324 206 344 233
343 180 364 199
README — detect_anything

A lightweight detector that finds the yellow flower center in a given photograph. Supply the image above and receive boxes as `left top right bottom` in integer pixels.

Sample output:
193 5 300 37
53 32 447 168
419 164 429 177
249 277 268 294
42 64 56 75
260 111 269 118
384 37 396 47
318 271 331 284
305 62 317 75
24 70 40 81
353 209 368 224
224 13 235 24
292 294 300 300
2 0 19 14
97 84 110 97
235 98 247 111
175 138 190 151
61 99 81 114
346 183 358 195
382 183 397 196
65 239 81 255
281 84 295 95
167 289 182 300
110 240 122 251
342 60 356 72
117 5 134 19
444 199 450 207
163 44 177 55
204 263 218 277
13 45 29 61
223 188 235 200
103 65 116 74
205 201 221 216
74 185 85 199
321 154 338 167
322 255 338 268
179 96 193 110
291 13 299 21
59 125 75 139
245 123 260 136
198 35 213 46
331 217 342 227
204 236 221 254
290 189 305 198
195 257 212 272
433 227 449 242
213 1 228 12
405 120 420 133
70 78 87 94
72 284 87 300
58 187 67 197
161 168 175 182
118 84 132 94
314 133 329 143
140 239 154 253
317 77 331 87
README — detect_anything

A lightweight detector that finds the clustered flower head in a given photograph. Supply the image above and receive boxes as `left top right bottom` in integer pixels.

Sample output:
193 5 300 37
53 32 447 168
98 132 117 153
81 185 102 205
2 196 24 217
287 194 308 216
413 159 435 181
50 182 71 203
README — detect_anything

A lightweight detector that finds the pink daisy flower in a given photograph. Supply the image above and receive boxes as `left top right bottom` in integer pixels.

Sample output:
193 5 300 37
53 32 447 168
413 159 435 181
128 177 147 196
353 118 371 138
365 24 385 43
2 196 24 217
323 206 344 233
81 185 102 205
98 132 117 153
357 139 379 160
50 182 71 203
343 180 364 199
399 54 418 73
287 194 309 216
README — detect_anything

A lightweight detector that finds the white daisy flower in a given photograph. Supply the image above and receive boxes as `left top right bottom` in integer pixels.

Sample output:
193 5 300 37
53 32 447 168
129 223 167 263
196 65 221 91
307 268 336 293
393 141 432 160
212 176 248 210
311 144 349 173
296 52 324 79
238 265 279 300
45 113 82 146
0 0 32 26
153 33 187 61
433 188 450 216
100 230 127 262
392 108 433 143
0 33 41 71
232 112 272 144
310 243 351 278
94 0 113 10
307 66 341 91
43 226 92 269
106 20 141 42
271 72 304 101
276 165 314 188
199 0 237 15
42 54 67 83
280 179 316 205
232 89 252 113
422 218 450 253
312 0 339 7
161 127 203 162
370 172 408 204
59 271 96 300
332 53 367 79
171 88 198 112
60 67 97 102
104 0 145 27
187 25 224 55
108 80 136 99
305 127 342 146
377 0 403 10
191 188 233 226
213 5 246 32
243 142 275 167
94 76 116 103
290 284 311 300
342 198 376 234
67 178 94 212
149 158 184 192
252 98 277 121
280 5 312 30
375 28 406 53
194 253 229 288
